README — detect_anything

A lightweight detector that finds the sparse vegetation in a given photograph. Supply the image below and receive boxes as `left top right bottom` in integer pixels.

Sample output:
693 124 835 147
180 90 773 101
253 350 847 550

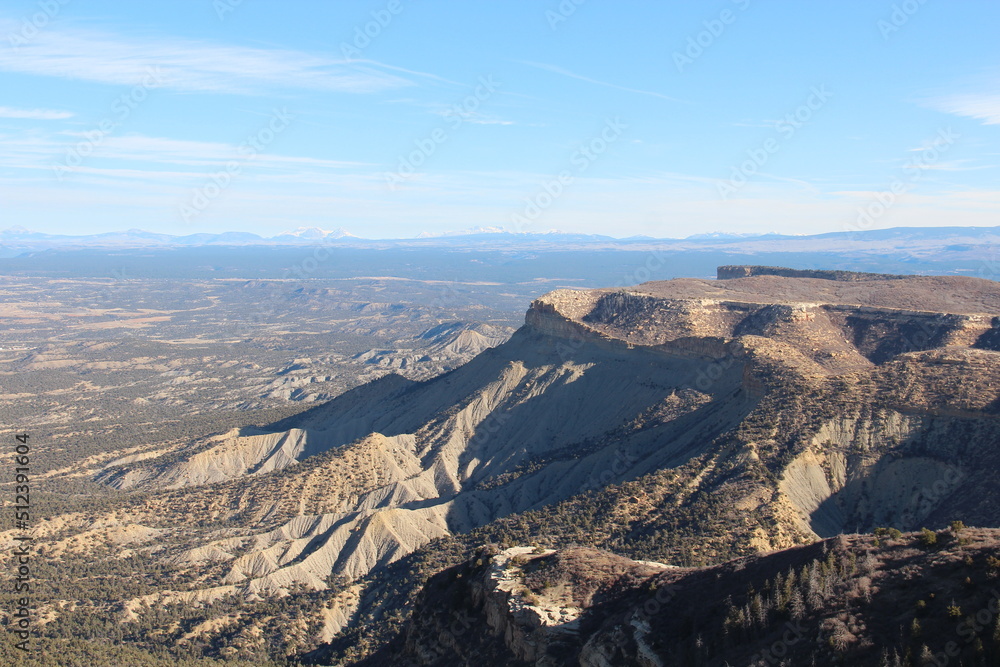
393 530 1000 666
7 265 1000 665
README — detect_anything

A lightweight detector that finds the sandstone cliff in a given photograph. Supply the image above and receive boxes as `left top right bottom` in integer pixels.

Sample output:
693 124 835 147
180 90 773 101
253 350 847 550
36 266 1000 661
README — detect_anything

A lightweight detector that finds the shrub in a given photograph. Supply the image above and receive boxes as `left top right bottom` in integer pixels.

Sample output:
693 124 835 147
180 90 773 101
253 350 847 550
919 527 938 547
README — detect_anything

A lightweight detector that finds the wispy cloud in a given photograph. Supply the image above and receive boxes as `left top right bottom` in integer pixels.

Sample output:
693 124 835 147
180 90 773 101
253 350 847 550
465 117 515 126
0 132 66 168
518 61 682 102
928 93 1000 125
899 158 991 172
730 120 775 128
0 106 74 120
429 108 514 126
0 25 424 95
80 135 367 169
0 130 369 180
753 172 821 191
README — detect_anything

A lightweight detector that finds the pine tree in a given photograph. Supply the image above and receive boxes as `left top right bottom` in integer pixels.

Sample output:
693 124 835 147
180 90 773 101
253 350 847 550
753 592 767 628
790 589 806 622
807 562 824 610
774 571 786 610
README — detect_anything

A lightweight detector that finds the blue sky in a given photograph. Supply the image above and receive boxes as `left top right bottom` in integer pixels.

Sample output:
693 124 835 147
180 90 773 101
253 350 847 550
0 0 997 238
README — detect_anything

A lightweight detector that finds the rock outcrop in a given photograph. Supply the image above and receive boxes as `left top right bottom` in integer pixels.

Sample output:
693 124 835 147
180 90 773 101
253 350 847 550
61 267 1000 660
716 265 909 281
388 529 1000 666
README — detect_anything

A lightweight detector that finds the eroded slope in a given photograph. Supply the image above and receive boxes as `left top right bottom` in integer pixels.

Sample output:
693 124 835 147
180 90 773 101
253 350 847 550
13 267 1000 663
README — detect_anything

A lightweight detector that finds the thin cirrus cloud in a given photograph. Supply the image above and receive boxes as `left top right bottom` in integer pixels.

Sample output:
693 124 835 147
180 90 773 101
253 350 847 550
429 108 514 126
929 93 1000 126
0 24 420 95
0 131 369 185
518 61 683 103
81 135 367 168
0 106 74 120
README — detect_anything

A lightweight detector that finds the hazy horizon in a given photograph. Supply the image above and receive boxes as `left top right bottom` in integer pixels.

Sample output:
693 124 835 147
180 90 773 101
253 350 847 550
1 1 998 240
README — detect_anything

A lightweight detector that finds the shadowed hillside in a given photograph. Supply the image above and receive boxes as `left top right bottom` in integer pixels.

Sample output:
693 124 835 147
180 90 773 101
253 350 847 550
384 528 1000 665
8 267 1000 664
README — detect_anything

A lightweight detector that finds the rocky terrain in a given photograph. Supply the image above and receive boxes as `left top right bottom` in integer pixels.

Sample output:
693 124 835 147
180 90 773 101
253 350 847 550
5 265 1000 664
0 275 521 483
387 528 1000 665
351 322 511 379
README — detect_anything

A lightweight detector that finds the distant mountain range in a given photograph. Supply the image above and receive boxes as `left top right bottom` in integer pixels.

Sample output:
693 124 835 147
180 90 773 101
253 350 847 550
4 224 1000 254
0 225 361 250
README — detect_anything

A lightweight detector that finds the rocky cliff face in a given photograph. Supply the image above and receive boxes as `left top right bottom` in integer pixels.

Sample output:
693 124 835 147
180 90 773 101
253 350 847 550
716 264 908 281
388 545 672 667
390 530 1000 666
41 267 1000 660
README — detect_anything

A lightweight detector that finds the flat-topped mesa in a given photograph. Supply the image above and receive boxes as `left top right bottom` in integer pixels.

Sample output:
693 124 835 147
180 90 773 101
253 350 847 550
718 265 907 281
527 267 1000 372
